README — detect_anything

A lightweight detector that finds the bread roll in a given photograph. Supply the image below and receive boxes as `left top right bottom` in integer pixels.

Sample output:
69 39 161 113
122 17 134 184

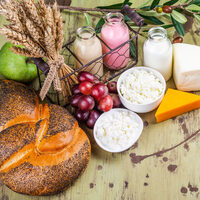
0 80 91 195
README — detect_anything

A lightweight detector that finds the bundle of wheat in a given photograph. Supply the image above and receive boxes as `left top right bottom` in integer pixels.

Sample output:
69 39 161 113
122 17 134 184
0 0 78 101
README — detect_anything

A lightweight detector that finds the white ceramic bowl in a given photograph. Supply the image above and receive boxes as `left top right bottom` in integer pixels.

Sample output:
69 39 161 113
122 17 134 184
93 108 144 153
117 66 166 113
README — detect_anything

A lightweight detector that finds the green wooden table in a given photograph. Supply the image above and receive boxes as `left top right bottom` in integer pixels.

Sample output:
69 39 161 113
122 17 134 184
0 0 200 199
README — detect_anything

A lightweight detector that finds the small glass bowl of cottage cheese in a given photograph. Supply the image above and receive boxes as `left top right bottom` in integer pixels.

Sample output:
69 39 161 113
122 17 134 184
117 67 166 113
93 108 143 153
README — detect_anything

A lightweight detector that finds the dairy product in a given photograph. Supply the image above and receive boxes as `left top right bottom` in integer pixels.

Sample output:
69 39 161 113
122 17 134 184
74 26 103 77
119 69 164 104
173 43 200 91
101 12 130 70
155 88 200 122
95 109 141 151
143 27 172 81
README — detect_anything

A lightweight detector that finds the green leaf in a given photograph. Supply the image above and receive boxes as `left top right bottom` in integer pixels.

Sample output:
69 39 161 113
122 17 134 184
123 0 133 7
84 13 91 26
189 0 200 6
95 18 105 34
171 15 184 36
97 3 125 9
150 0 160 9
97 0 132 9
174 8 184 12
130 41 136 58
163 0 179 6
162 13 172 20
138 0 152 8
171 10 187 24
123 0 130 5
140 6 151 10
180 0 188 3
137 10 159 16
140 14 164 24
142 29 149 32
194 14 200 25
161 24 174 29
187 4 200 11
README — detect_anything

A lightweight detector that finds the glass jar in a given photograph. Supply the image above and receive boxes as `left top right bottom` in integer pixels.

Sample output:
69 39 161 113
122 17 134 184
74 26 103 77
101 12 130 70
143 27 172 81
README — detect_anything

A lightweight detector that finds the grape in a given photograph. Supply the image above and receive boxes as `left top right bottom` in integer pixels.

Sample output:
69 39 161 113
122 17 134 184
107 81 117 93
86 110 100 129
75 109 90 121
78 95 95 111
91 83 108 101
110 93 121 108
72 84 81 95
78 71 99 83
70 94 83 108
99 95 113 112
79 81 93 95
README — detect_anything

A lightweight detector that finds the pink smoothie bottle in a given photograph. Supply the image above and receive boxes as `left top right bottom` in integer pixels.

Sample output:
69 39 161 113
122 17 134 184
101 12 130 70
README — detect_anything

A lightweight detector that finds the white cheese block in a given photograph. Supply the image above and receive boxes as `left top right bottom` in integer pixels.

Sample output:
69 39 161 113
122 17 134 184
173 43 200 91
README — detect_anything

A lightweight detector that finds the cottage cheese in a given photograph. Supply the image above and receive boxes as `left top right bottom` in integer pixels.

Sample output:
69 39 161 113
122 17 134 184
119 69 164 104
95 110 141 152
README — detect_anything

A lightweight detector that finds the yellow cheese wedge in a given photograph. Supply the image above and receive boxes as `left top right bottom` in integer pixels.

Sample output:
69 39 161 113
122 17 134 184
155 89 200 122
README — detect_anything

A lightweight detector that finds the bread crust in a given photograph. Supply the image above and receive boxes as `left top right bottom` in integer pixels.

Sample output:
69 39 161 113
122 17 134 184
0 80 91 196
0 80 40 131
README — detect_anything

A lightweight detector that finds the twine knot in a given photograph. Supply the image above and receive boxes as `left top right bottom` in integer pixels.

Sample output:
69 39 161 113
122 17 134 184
48 55 64 70
40 55 65 101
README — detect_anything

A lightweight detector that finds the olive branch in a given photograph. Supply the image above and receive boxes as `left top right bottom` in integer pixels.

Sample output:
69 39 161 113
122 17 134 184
51 0 200 38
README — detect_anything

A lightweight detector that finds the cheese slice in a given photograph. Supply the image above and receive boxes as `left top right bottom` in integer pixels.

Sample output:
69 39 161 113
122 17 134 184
173 43 200 91
155 88 200 122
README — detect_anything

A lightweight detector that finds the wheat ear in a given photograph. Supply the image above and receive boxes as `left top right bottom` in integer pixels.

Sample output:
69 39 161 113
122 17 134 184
22 0 44 30
0 0 78 102
12 46 33 57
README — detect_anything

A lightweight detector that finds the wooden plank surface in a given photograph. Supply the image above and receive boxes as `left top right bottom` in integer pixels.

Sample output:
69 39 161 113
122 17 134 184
0 0 200 200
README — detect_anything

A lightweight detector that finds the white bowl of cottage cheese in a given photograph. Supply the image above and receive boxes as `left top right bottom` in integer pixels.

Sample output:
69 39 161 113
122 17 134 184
117 66 166 113
93 108 143 153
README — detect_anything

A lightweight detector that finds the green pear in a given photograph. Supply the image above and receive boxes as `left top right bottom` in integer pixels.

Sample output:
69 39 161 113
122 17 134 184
0 42 38 82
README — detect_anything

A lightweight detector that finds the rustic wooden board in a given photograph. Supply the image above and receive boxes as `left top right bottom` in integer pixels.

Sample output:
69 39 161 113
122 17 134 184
0 0 200 200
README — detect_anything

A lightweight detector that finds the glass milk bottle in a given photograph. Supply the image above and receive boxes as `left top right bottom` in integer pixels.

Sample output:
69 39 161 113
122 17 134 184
143 27 172 81
101 12 130 70
74 26 103 77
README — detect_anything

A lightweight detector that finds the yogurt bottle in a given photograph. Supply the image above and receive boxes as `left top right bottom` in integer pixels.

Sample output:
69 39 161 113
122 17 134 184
101 12 130 70
74 26 103 77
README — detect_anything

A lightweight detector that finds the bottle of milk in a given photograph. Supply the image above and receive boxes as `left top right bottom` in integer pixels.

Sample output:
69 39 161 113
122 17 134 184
143 27 172 81
74 26 103 77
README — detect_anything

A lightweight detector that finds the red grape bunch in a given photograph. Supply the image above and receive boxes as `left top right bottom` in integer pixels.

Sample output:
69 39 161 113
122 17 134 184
70 71 121 128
